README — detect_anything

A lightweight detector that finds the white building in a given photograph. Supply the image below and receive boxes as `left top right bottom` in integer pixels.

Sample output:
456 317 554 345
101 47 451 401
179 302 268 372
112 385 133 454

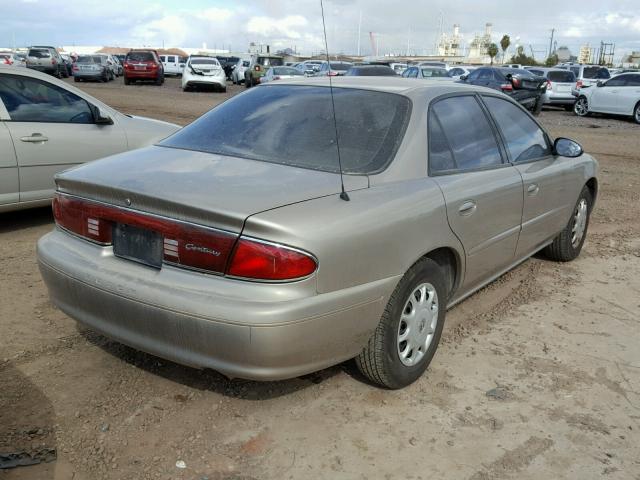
466 23 493 64
437 24 462 57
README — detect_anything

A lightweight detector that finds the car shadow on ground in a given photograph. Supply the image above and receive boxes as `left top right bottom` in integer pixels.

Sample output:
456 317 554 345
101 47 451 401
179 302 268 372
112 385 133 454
0 207 53 234
80 328 349 400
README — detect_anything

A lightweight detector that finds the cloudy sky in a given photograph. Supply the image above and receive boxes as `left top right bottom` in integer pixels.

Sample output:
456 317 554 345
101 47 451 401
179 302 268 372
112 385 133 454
1 0 639 61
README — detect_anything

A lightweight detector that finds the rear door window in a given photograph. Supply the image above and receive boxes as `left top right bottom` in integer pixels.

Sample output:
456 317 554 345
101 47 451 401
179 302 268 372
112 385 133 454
483 96 550 163
160 85 411 174
0 74 94 123
429 95 502 172
625 74 640 87
167 56 175 63
605 76 627 87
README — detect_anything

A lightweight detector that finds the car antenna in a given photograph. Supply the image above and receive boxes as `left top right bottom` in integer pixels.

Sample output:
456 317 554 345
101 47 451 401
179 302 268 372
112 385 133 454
320 0 350 201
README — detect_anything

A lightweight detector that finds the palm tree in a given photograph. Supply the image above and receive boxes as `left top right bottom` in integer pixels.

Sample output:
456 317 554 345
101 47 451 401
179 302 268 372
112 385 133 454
487 43 499 65
500 35 511 64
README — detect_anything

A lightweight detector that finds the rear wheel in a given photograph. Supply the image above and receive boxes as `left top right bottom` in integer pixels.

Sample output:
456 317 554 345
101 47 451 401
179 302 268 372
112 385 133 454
633 102 640 125
155 74 163 86
574 96 589 117
245 75 251 88
73 77 79 82
55 67 62 79
531 96 543 116
356 258 447 389
544 186 592 262
124 77 131 85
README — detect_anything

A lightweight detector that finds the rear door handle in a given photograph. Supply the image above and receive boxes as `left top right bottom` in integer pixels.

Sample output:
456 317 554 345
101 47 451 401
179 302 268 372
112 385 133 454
20 133 48 143
458 200 477 216
527 184 540 196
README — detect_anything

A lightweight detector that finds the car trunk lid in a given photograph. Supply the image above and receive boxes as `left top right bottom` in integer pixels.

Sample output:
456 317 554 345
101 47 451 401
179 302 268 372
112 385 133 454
54 145 369 233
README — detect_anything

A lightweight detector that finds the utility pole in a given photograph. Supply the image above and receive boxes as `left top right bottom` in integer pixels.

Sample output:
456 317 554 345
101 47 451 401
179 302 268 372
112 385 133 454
357 10 362 56
548 28 555 58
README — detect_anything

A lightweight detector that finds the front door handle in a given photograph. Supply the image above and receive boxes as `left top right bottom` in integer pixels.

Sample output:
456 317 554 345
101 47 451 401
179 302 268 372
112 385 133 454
20 133 48 143
458 200 477 216
527 184 540 196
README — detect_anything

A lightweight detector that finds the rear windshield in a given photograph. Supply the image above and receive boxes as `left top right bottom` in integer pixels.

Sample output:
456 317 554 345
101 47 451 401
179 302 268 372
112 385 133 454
548 70 576 82
127 52 154 62
190 58 219 65
160 86 411 174
29 49 50 58
583 67 610 79
77 55 104 63
257 57 283 67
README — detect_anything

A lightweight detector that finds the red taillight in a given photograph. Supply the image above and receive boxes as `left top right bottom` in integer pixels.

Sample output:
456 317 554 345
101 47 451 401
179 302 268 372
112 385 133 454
53 194 113 244
72 63 79 71
576 80 583 88
124 62 132 69
328 71 338 76
2 58 11 65
149 63 158 69
511 77 521 88
273 76 281 80
500 83 513 91
546 80 552 91
227 238 317 281
52 193 236 274
254 65 261 72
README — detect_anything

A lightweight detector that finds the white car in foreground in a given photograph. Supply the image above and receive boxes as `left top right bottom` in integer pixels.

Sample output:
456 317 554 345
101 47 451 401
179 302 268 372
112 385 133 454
574 72 640 124
181 56 226 92
0 65 180 212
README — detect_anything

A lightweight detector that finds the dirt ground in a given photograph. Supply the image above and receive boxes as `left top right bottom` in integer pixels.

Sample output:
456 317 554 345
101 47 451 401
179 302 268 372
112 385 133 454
1 77 639 480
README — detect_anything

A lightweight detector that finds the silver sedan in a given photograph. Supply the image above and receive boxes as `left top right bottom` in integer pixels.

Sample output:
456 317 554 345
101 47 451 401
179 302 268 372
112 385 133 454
0 65 180 212
37 78 598 388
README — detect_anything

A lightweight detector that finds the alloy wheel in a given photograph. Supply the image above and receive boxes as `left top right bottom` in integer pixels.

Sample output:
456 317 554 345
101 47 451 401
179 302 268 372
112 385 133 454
574 98 588 116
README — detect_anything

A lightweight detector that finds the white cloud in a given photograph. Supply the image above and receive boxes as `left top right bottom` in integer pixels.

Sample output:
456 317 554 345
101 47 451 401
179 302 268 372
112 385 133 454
246 15 308 39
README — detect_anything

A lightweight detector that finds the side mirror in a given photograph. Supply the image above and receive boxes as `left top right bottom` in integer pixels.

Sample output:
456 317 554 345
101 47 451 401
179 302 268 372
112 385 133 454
93 107 113 125
459 74 467 81
554 137 583 158
596 80 604 87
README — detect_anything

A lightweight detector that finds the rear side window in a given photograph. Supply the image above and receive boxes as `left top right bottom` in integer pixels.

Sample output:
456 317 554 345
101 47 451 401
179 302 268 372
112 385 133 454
548 71 575 82
429 95 502 172
127 52 154 62
428 111 456 172
483 96 550 162
0 75 94 123
160 86 411 174
403 68 418 78
527 69 544 76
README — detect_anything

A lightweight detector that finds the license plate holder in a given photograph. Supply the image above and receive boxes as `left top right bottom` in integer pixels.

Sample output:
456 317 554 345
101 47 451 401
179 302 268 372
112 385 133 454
113 223 163 269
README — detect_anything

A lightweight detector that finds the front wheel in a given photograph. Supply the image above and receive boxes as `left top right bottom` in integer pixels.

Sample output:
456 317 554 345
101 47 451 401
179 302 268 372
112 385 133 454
356 258 446 389
574 97 589 117
544 186 592 262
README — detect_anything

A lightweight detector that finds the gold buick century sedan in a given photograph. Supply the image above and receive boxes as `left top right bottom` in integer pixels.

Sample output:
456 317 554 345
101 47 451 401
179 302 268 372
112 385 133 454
37 77 598 388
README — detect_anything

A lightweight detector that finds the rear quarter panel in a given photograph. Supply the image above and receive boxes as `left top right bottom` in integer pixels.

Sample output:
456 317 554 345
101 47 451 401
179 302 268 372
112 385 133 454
243 178 464 295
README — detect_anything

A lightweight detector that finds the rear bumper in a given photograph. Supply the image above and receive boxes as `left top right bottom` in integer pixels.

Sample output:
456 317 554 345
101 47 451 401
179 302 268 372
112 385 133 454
73 71 103 79
184 77 226 88
37 230 395 380
125 71 160 79
542 93 575 105
27 65 56 74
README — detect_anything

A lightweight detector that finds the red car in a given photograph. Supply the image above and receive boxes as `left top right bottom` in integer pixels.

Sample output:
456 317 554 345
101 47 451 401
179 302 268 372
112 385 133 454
123 50 164 85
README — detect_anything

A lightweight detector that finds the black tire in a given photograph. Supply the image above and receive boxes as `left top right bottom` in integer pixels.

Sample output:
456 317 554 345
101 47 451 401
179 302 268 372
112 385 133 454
73 77 79 83
124 77 130 85
245 75 251 88
155 74 163 86
544 186 592 262
62 67 69 78
356 258 447 389
55 67 62 79
531 96 543 116
574 96 589 117
220 86 227 93
633 102 640 125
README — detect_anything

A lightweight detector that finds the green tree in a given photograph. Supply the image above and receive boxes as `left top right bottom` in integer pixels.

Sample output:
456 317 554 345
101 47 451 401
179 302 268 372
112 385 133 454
487 43 499 65
545 54 559 67
500 35 511 64
510 45 537 66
